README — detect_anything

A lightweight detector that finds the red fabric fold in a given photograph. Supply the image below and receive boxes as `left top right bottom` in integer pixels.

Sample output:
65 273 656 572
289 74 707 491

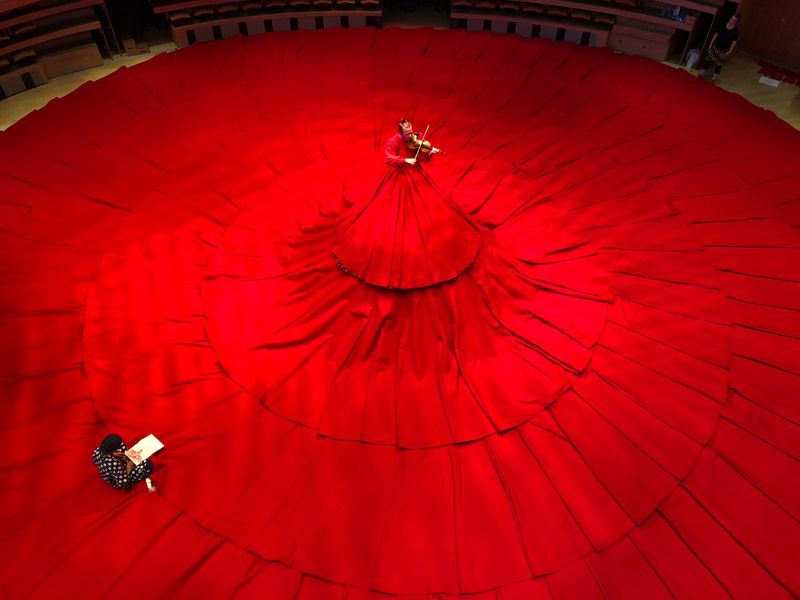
333 166 480 289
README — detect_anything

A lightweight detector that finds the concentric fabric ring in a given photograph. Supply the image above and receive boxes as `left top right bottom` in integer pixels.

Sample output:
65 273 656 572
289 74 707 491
201 178 610 448
2 28 800 599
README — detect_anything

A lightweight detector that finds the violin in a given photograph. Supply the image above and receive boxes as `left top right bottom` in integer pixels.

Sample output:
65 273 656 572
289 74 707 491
406 132 445 155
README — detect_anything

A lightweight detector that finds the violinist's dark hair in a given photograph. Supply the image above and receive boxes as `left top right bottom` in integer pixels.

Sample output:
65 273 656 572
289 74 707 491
399 118 412 133
99 433 123 454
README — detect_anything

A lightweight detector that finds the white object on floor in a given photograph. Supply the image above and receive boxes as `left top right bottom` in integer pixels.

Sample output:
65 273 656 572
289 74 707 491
126 434 164 465
759 76 781 88
686 48 700 69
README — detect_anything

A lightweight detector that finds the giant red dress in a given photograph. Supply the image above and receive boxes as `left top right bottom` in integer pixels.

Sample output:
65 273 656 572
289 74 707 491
5 29 800 600
333 132 481 289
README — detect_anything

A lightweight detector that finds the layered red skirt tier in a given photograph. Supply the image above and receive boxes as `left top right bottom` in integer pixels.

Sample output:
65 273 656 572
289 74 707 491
2 28 800 600
333 166 480 288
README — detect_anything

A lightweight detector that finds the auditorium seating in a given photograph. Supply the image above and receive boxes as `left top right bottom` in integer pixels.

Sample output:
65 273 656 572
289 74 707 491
151 0 382 46
0 0 118 98
450 0 725 63
450 0 613 47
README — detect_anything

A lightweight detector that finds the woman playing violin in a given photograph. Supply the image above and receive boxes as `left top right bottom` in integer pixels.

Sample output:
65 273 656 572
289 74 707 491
385 118 444 168
334 116 475 289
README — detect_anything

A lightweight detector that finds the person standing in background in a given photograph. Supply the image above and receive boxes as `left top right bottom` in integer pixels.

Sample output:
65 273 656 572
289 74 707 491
698 13 741 84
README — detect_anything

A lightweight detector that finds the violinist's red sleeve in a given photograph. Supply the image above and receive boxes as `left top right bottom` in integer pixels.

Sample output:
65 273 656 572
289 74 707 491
385 132 433 167
385 133 409 167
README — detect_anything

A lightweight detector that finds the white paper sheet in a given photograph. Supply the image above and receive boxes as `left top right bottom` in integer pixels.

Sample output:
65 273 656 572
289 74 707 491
125 434 164 465
758 76 780 88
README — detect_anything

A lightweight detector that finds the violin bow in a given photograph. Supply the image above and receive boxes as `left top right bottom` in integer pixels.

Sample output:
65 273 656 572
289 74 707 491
412 124 430 167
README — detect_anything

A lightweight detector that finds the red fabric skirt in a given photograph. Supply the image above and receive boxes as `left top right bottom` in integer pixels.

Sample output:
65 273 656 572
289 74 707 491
4 28 800 600
333 166 481 289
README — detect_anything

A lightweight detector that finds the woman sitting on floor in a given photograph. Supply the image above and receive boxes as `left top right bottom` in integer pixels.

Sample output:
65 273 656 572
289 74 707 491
92 433 153 490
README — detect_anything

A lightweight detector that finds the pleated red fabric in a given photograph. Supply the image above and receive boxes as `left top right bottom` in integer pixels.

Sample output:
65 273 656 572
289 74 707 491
2 27 800 599
333 165 480 289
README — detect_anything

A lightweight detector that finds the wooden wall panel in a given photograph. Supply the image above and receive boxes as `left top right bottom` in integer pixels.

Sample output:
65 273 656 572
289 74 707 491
738 0 800 69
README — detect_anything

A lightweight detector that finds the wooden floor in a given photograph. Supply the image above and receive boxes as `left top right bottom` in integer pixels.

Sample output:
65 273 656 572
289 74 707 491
1 42 798 131
0 43 174 131
688 53 800 131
